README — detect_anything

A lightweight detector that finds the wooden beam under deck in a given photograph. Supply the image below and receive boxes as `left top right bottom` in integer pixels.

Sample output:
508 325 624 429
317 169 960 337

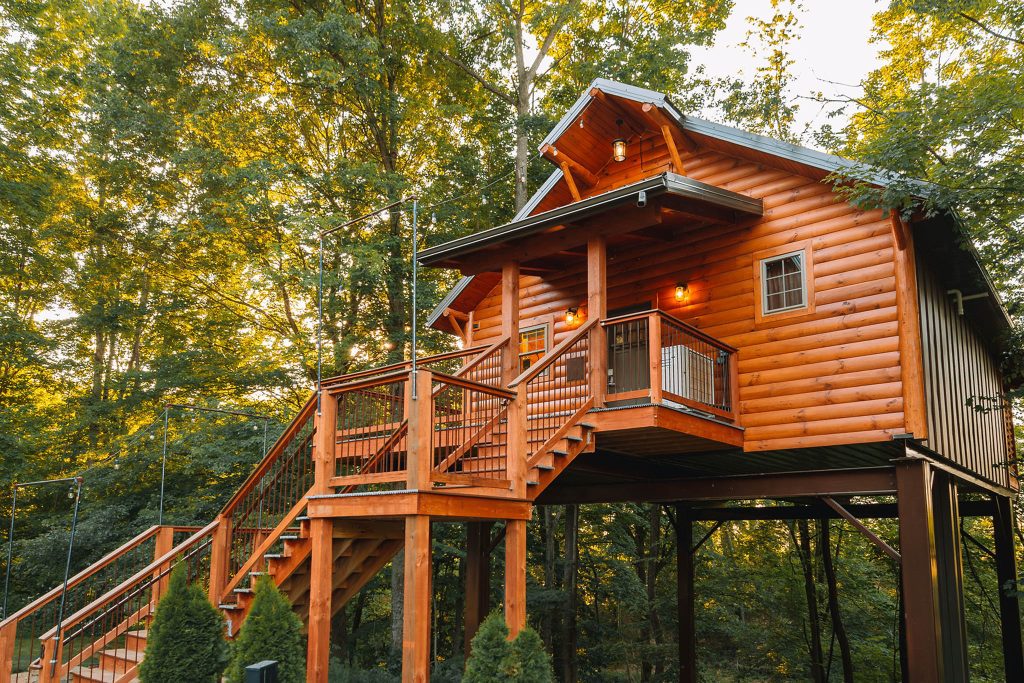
540 467 899 505
306 491 533 520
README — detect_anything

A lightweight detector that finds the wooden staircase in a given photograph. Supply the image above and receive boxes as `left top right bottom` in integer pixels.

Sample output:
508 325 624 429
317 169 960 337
1 322 601 682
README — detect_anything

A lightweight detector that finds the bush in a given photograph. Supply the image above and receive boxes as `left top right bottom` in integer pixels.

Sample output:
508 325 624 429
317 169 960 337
464 613 553 683
462 612 511 682
139 565 228 683
227 575 305 683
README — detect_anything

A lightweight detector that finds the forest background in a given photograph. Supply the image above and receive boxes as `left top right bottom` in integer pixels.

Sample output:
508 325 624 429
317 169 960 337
1 0 1022 680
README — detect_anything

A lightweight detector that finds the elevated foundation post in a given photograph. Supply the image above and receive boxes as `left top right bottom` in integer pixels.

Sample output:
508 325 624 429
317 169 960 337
931 473 967 681
463 521 493 655
896 458 942 681
505 519 528 637
306 518 334 683
402 515 433 683
587 237 607 407
993 494 1024 680
675 505 696 683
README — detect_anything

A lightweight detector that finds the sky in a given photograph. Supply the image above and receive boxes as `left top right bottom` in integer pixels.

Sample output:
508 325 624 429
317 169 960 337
690 0 886 138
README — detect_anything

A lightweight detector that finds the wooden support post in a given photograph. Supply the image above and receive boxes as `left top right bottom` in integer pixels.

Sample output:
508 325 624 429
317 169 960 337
892 214 927 439
463 521 493 655
675 505 696 683
501 261 520 387
932 473 968 681
208 514 231 605
508 384 528 498
993 494 1024 680
648 313 662 405
587 237 607 407
0 620 15 683
402 515 432 683
314 389 338 495
152 526 175 598
896 458 942 681
661 125 685 175
306 518 334 683
504 519 527 637
559 162 581 201
406 369 434 490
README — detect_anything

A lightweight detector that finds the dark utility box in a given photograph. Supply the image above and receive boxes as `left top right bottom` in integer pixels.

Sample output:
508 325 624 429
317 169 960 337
245 660 279 683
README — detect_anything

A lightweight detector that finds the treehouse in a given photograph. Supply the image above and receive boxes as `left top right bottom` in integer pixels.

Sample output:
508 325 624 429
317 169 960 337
1 79 1020 683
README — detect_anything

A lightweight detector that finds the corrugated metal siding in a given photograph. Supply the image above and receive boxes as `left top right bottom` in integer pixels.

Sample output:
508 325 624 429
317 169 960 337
917 254 1009 486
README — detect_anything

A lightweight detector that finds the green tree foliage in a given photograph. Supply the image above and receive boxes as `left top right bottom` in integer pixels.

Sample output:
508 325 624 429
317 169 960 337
139 565 228 683
463 613 554 682
463 612 512 681
227 576 305 683
504 626 554 682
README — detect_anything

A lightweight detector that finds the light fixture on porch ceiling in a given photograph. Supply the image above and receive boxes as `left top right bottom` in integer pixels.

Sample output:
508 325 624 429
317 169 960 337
675 282 689 302
565 307 579 325
613 119 627 162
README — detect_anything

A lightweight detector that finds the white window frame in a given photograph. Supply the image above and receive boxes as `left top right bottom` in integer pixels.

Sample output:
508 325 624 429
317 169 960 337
760 250 807 315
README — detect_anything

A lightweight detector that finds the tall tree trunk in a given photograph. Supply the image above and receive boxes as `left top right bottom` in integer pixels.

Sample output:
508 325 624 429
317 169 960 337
542 506 557 649
796 520 825 683
647 504 665 679
390 551 404 668
561 504 579 683
820 520 854 682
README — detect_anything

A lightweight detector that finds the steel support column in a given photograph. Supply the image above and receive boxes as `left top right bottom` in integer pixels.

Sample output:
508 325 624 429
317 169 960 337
675 505 696 683
993 494 1024 680
932 473 967 681
463 521 492 655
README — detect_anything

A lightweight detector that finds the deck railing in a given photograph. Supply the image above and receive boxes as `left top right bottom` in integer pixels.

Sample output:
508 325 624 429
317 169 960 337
431 373 516 487
510 319 597 459
0 525 196 681
35 521 217 683
603 310 737 420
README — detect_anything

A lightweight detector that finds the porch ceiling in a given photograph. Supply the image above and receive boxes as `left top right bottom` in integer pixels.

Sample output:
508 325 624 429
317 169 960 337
417 172 763 275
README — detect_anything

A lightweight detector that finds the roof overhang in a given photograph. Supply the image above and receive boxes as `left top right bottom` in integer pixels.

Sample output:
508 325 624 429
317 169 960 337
418 172 763 273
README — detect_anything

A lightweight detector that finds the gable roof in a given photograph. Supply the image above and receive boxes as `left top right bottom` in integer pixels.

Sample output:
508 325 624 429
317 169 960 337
426 78 1010 337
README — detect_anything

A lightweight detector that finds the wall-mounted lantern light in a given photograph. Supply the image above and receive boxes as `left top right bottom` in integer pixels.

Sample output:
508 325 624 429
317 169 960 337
674 282 689 302
613 119 627 162
565 307 579 325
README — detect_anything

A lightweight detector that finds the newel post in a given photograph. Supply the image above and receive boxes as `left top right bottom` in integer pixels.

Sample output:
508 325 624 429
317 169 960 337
208 514 231 606
307 387 339 683
648 313 663 405
406 369 434 490
587 237 607 407
508 384 529 498
313 388 338 495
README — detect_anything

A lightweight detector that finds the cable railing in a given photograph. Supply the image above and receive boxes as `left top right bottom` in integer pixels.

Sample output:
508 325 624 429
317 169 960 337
603 310 737 420
36 522 217 683
0 525 197 681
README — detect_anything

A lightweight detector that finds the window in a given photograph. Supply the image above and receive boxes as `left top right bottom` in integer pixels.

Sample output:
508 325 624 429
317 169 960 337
761 251 807 314
518 325 548 373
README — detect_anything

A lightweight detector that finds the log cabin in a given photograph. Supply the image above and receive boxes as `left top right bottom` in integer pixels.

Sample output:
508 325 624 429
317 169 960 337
0 79 1019 683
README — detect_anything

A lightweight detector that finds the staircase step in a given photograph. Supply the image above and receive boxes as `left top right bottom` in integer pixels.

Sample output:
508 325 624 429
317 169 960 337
551 449 569 457
70 666 118 683
219 603 243 610
99 647 143 670
263 553 283 559
527 480 540 486
579 422 596 429
534 464 554 471
566 435 583 443
280 535 298 541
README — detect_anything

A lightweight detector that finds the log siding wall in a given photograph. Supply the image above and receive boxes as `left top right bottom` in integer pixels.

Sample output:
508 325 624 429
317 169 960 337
469 144 930 453
916 256 1010 487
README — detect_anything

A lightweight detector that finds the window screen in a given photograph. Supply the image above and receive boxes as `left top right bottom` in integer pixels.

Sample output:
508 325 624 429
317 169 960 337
761 251 806 314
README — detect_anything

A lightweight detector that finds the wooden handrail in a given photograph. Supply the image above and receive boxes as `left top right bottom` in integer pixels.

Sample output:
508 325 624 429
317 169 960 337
221 395 317 517
40 520 219 642
430 372 517 400
218 491 312 603
603 309 738 354
320 344 489 387
508 318 599 388
0 525 163 629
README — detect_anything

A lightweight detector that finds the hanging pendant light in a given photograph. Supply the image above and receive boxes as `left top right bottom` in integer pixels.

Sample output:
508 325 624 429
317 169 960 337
613 118 627 162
